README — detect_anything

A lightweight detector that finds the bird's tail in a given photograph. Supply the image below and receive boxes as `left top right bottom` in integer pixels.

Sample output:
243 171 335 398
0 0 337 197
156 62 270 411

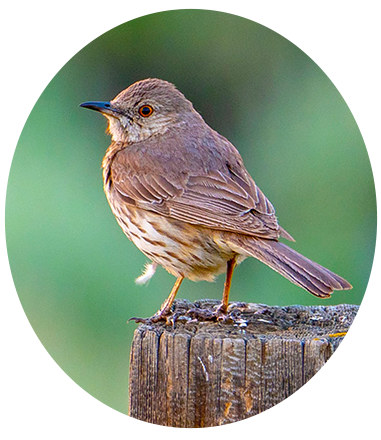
229 236 352 298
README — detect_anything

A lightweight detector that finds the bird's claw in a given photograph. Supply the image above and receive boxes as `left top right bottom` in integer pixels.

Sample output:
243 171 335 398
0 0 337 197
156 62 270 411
186 305 233 323
128 309 175 325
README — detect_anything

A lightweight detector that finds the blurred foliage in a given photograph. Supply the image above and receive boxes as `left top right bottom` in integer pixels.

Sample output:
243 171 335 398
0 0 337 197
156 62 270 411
6 10 376 415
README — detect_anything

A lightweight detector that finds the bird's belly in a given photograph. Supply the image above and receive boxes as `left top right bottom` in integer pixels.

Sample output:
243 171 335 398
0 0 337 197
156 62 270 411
112 205 239 281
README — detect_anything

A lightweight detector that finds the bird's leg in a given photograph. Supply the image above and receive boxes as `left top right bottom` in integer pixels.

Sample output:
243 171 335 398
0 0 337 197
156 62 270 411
216 256 237 316
151 275 184 322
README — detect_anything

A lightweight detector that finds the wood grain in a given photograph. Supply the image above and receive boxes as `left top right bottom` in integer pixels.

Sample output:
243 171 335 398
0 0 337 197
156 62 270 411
128 299 358 427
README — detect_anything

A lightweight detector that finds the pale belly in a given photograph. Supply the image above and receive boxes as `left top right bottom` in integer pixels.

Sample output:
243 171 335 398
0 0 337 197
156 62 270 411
110 204 244 281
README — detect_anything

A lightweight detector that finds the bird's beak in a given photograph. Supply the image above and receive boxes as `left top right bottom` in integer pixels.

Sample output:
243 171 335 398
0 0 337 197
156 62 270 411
79 101 120 117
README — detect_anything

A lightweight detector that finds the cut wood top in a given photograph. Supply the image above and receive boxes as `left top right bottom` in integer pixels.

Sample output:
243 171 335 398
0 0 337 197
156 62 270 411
134 299 359 343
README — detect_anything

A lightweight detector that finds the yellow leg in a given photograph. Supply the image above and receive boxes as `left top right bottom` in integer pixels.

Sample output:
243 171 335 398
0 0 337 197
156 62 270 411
153 275 184 321
217 256 237 314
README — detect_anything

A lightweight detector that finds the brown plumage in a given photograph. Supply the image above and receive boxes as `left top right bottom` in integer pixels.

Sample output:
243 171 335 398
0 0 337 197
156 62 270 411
80 78 352 321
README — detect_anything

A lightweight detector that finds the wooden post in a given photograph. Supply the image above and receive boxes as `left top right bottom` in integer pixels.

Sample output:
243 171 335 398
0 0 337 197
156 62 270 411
128 299 358 427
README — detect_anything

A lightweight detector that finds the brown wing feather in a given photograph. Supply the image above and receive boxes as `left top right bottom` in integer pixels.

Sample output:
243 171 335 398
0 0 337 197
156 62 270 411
110 152 289 240
104 118 295 241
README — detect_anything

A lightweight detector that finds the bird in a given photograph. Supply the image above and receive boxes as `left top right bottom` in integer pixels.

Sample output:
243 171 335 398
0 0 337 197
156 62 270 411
80 78 352 322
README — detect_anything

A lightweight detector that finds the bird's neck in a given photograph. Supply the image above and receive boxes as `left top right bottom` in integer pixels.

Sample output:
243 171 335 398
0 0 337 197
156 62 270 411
102 141 126 190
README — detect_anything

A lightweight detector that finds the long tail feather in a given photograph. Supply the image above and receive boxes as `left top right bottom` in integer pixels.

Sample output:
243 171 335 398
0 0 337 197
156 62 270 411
230 236 352 298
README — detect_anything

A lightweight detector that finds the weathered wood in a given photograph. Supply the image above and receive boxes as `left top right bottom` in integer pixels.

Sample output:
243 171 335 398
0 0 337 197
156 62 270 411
128 299 358 427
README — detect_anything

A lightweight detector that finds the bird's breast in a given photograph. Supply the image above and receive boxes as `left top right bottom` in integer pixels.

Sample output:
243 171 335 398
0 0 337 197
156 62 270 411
107 198 241 281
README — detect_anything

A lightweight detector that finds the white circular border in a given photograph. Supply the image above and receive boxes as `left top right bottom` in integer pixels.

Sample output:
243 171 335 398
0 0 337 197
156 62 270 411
16 8 367 429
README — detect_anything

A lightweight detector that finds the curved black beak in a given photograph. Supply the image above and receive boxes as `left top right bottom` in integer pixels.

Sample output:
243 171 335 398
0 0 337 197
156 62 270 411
79 101 119 116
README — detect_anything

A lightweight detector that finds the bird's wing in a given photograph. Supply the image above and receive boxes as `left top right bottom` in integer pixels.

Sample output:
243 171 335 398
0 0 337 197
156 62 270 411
110 152 292 241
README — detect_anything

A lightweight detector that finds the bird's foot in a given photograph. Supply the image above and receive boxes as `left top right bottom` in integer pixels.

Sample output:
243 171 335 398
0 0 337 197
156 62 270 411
129 306 175 325
214 303 234 323
186 303 233 323
128 316 151 324
129 301 241 325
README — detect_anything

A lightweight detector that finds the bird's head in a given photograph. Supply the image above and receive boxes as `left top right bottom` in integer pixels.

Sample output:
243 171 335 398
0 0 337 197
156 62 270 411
80 78 197 143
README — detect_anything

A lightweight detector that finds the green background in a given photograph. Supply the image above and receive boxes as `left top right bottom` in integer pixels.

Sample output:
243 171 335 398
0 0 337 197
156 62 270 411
6 10 376 415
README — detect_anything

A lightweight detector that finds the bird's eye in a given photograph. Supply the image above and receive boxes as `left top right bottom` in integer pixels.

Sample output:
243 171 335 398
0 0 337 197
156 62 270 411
138 105 154 117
